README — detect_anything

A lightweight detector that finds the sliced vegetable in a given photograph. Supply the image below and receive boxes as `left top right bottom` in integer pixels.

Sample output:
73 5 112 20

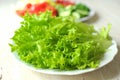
16 2 57 16
16 0 91 20
56 0 75 6
55 2 90 19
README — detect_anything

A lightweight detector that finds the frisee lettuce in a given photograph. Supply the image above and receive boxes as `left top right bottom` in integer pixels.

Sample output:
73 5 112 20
9 11 112 70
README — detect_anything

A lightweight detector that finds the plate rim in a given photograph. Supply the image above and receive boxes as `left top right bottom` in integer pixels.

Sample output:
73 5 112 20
80 9 95 22
11 40 118 75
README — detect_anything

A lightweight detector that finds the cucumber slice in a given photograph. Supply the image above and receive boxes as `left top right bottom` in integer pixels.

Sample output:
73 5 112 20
72 12 80 19
59 10 71 16
65 5 75 11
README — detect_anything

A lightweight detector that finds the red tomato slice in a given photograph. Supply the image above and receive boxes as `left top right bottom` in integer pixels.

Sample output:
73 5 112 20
56 0 75 6
16 9 27 16
46 6 57 16
16 2 58 16
25 3 32 9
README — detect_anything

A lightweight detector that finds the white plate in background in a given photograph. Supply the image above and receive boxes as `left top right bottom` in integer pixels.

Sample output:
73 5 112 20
79 9 95 22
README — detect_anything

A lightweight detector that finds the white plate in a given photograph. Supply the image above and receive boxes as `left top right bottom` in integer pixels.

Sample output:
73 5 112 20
12 40 118 75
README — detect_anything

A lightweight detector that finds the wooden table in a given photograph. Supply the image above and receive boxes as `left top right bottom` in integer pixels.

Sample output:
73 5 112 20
0 0 120 80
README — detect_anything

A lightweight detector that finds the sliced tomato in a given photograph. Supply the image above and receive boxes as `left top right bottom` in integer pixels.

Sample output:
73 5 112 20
33 2 49 13
46 5 57 16
16 9 27 16
25 3 32 9
56 0 75 6
16 2 57 16
36 2 50 8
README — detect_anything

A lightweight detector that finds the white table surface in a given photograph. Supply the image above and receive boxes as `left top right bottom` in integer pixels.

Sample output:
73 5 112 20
0 0 120 80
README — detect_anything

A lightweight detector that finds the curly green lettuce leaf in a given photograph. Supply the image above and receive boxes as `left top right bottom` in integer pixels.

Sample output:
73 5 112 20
9 11 112 70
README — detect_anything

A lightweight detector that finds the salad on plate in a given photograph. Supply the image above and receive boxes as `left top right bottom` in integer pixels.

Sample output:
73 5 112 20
9 11 117 75
15 0 94 21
